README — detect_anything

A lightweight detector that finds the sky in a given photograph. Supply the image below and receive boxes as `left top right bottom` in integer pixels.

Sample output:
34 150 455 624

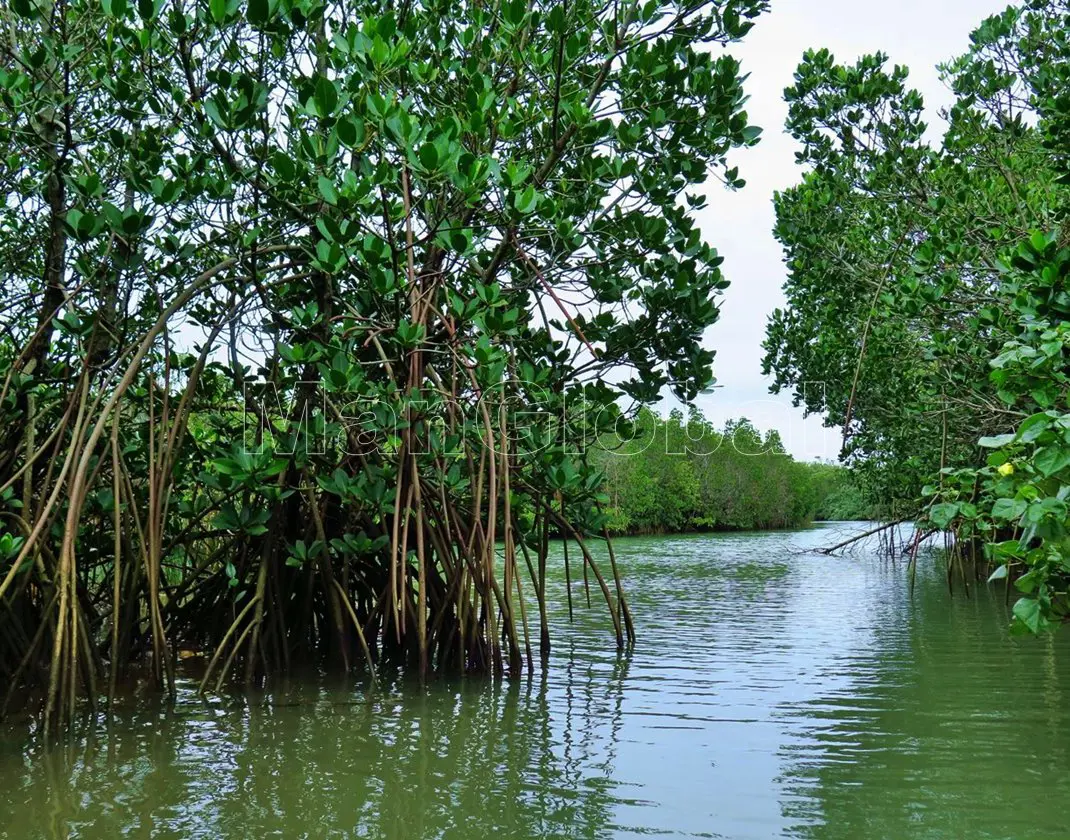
686 0 1013 461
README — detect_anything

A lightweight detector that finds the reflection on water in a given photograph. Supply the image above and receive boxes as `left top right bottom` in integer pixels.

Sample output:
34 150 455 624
2 523 1069 839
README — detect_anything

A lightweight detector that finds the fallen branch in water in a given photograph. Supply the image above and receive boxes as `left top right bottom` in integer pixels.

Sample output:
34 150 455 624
817 520 908 555
902 526 938 558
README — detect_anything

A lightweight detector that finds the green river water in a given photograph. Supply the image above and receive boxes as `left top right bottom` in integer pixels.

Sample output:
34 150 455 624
2 522 1070 839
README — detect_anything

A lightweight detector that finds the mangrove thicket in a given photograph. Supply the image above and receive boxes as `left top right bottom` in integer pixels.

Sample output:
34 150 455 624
0 0 767 728
764 0 1070 633
595 407 870 533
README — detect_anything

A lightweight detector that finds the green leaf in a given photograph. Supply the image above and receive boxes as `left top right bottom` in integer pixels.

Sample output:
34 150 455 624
102 0 128 17
418 142 439 171
987 564 1008 582
65 209 85 235
246 0 271 24
1029 231 1052 254
317 175 339 205
1034 445 1070 477
742 125 763 143
210 0 227 23
929 502 959 529
991 497 1026 521
547 4 566 33
272 151 297 181
1017 412 1053 443
503 0 525 26
1012 596 1043 634
336 117 364 148
202 99 228 130
314 76 338 117
449 227 472 252
978 433 1015 448
514 185 538 214
986 451 1009 468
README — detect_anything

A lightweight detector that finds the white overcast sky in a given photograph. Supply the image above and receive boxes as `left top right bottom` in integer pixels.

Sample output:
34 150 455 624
683 0 1012 461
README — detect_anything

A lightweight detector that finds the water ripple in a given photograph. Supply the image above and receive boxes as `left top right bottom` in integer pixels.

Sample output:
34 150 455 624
2 523 1070 839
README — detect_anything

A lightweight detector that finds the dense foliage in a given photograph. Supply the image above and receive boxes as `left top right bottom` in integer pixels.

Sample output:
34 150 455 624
0 0 767 727
595 407 869 534
764 0 1070 633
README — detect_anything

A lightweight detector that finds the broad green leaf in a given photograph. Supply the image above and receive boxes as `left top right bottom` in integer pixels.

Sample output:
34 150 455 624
515 185 538 214
314 76 338 117
203 99 228 129
317 175 339 205
1034 445 1070 477
1017 412 1053 443
1012 596 1043 634
991 498 1026 521
247 0 271 25
336 117 364 148
503 0 525 26
418 143 438 171
929 502 959 529
272 151 297 181
102 0 128 17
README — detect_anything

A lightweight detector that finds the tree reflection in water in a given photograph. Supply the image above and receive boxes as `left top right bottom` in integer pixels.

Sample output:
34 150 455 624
1 649 631 839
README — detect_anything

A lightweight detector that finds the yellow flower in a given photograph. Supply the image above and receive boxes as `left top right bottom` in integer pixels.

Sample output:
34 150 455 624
997 462 1015 477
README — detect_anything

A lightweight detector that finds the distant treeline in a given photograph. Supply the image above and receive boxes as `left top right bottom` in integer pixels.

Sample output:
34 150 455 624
593 408 872 535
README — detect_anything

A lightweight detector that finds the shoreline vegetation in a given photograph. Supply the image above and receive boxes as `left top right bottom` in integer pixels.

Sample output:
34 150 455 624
762 2 1070 634
594 408 874 536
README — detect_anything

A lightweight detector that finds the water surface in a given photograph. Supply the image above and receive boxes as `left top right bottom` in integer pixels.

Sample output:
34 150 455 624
3 523 1069 839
